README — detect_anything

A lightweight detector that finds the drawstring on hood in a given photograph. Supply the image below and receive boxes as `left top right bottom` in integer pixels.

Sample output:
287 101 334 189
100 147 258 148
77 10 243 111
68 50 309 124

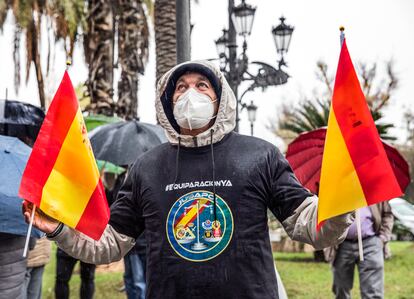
173 137 181 184
210 129 217 223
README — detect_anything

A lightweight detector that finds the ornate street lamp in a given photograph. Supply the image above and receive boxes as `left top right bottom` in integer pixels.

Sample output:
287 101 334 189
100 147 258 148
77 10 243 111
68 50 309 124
214 1 294 133
271 16 294 57
231 0 257 37
215 29 229 58
246 100 258 136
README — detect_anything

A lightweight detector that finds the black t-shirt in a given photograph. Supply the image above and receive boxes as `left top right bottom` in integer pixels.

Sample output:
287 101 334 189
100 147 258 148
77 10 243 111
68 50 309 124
110 132 311 299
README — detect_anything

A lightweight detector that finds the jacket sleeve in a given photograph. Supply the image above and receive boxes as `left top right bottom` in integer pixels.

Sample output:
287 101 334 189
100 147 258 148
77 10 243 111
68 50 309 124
282 196 354 250
378 201 394 243
268 148 354 250
49 224 135 264
48 162 144 264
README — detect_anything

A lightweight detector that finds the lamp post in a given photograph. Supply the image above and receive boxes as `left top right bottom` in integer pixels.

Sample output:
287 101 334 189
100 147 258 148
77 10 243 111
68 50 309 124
176 0 191 63
215 0 294 133
246 100 257 136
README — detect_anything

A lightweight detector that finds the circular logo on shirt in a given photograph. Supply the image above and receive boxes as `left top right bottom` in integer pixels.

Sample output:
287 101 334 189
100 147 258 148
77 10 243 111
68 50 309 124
166 190 233 262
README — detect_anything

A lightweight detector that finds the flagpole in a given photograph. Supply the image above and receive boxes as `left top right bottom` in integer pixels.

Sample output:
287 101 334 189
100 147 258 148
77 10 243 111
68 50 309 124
339 26 365 260
23 204 36 257
66 59 72 71
339 26 364 261
339 26 345 46
356 208 364 261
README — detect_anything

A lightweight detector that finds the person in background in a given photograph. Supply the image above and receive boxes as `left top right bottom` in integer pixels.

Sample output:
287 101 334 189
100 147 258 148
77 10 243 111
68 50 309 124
1 131 38 299
123 235 146 299
103 171 126 207
324 201 394 299
55 248 96 299
0 233 36 299
24 237 51 299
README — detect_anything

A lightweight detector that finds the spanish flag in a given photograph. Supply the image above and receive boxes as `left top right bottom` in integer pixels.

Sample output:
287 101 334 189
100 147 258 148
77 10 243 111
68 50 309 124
19 72 109 240
317 38 402 227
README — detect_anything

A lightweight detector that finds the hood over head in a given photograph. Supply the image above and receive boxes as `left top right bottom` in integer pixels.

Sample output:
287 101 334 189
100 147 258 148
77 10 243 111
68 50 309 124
155 60 236 147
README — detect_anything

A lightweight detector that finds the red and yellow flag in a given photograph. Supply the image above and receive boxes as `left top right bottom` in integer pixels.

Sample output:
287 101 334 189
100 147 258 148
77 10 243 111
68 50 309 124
317 39 402 227
19 72 109 240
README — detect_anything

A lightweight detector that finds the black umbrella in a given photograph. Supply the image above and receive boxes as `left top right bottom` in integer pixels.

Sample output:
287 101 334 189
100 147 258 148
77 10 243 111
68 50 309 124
0 99 45 145
89 121 168 166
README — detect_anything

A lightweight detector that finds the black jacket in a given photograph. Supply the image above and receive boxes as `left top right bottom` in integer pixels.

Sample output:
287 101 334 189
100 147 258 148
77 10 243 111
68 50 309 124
109 132 311 298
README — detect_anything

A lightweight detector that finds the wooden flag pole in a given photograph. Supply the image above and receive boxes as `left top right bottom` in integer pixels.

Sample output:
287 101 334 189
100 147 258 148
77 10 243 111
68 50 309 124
23 204 36 257
356 209 364 261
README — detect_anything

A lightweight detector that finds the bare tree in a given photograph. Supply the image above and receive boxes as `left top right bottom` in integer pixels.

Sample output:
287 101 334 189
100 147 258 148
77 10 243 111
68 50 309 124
269 59 399 143
403 109 414 144
359 60 398 114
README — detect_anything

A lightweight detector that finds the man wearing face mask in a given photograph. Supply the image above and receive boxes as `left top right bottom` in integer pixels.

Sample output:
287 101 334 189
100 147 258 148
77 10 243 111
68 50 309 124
23 60 354 299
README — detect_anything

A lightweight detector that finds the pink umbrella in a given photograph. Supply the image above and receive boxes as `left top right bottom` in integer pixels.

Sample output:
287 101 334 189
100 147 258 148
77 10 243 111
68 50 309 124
286 128 411 195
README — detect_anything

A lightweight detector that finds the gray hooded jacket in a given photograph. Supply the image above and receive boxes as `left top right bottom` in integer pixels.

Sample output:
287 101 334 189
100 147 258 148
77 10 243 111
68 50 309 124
50 60 353 299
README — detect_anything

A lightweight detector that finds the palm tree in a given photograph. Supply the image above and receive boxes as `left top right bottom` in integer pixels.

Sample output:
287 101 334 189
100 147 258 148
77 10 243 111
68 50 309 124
0 0 85 109
84 0 152 119
83 0 115 116
279 99 330 135
116 0 150 120
0 0 47 108
154 0 176 84
47 0 86 60
278 98 396 141
1 0 152 118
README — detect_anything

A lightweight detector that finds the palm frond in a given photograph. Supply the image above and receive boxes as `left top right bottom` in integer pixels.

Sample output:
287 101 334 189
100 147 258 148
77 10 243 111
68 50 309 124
0 0 10 31
47 0 85 59
279 97 395 140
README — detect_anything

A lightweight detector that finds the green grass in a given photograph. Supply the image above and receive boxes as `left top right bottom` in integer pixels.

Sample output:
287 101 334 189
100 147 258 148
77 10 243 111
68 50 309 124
42 242 413 298
42 245 124 299
274 242 414 299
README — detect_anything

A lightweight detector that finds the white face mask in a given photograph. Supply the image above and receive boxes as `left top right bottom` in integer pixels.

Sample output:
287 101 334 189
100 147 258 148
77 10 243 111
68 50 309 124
173 88 217 131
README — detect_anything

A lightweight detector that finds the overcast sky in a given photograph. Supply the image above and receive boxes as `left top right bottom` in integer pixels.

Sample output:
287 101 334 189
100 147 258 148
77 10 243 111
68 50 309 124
1 0 413 148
